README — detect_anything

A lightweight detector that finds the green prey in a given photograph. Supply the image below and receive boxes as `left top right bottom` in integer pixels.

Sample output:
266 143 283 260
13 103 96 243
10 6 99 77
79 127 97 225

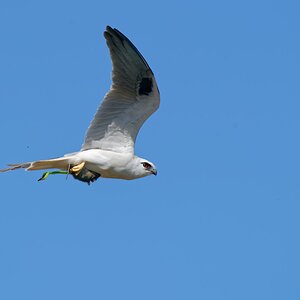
38 170 68 181
37 162 101 185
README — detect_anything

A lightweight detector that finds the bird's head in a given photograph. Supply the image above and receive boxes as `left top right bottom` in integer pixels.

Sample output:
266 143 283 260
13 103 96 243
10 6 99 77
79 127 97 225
135 158 157 178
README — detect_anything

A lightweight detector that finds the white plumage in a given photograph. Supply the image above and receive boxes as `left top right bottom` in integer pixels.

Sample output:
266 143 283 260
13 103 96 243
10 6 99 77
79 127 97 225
0 26 160 184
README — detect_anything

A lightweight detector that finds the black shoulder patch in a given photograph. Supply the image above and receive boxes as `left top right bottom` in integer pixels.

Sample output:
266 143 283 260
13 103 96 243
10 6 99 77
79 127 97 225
138 77 153 96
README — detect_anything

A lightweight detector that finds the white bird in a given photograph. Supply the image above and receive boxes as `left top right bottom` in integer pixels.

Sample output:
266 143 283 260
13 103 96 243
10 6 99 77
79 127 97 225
0 26 160 184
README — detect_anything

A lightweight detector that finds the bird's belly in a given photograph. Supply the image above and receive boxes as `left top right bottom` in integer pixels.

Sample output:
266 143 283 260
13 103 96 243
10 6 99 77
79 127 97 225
85 163 136 180
76 149 138 180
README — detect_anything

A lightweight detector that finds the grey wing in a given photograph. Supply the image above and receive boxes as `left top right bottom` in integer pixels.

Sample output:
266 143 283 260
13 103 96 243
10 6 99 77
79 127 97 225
81 26 160 153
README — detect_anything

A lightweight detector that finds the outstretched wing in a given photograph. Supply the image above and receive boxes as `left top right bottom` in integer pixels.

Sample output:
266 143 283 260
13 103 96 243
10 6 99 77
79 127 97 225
81 26 160 153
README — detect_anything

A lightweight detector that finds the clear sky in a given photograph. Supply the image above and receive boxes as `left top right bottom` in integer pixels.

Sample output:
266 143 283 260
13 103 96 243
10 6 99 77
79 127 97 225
0 0 300 299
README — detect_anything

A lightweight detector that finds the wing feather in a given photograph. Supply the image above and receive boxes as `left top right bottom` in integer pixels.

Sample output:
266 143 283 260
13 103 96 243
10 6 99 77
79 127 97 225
81 26 160 153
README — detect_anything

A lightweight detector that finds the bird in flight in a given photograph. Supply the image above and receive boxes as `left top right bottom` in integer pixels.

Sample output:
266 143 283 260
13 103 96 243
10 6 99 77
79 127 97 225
0 26 160 184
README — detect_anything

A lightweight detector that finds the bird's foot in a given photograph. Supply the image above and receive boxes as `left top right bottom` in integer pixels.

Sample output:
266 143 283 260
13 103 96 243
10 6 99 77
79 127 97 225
69 161 86 176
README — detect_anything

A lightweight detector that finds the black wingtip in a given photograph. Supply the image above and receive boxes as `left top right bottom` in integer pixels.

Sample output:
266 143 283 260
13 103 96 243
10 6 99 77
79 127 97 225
103 25 152 71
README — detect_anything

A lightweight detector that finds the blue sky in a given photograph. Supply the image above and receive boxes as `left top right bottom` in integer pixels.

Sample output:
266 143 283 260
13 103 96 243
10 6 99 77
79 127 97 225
0 0 300 299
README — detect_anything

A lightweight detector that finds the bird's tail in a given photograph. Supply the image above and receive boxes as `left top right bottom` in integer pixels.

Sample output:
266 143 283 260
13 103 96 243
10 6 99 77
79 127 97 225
0 156 75 173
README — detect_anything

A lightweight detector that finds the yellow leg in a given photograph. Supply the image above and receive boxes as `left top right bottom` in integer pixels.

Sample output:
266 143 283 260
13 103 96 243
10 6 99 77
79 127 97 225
69 161 85 176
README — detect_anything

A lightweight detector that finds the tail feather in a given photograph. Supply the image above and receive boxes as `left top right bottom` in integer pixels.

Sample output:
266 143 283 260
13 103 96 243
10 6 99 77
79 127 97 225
0 156 75 173
0 163 31 172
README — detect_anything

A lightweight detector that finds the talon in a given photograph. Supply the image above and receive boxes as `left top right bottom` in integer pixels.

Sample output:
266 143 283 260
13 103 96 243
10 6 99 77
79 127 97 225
69 162 85 175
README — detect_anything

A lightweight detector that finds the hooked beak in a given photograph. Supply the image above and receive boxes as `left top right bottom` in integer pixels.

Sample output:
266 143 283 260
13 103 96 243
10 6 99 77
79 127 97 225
151 169 157 176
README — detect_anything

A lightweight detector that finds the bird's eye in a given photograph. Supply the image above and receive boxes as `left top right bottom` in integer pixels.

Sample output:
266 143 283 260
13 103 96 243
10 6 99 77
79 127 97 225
142 162 151 169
